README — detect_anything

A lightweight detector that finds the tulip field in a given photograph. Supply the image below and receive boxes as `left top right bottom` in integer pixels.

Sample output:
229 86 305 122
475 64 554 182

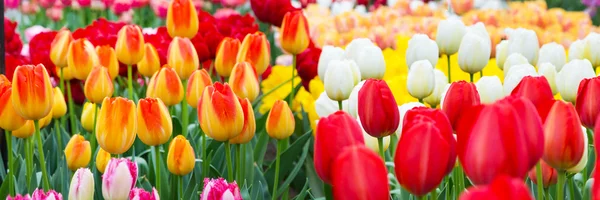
4 0 600 199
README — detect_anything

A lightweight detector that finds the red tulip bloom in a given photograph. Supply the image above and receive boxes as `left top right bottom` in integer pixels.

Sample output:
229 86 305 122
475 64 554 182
442 81 480 130
593 116 600 200
543 101 588 172
332 146 390 200
73 18 126 48
29 31 59 78
576 77 600 129
250 0 299 27
144 26 172 66
314 111 365 184
296 41 321 91
459 176 534 200
4 18 23 55
527 160 558 188
4 54 29 81
358 79 400 137
511 76 555 122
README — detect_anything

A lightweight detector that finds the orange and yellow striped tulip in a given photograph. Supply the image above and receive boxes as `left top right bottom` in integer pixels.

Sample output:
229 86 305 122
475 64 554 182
50 29 73 68
12 120 34 138
167 135 196 175
229 62 260 101
166 0 198 38
0 75 26 131
215 37 241 77
84 67 114 104
137 98 172 146
266 100 295 140
95 97 137 155
96 148 111 173
146 67 184 106
230 98 256 144
64 134 92 171
167 37 199 80
68 39 100 80
197 82 244 141
115 25 145 65
11 64 54 120
52 87 67 119
237 32 270 75
56 66 74 81
81 102 97 132
280 11 310 55
186 69 212 108
137 43 161 77
96 45 120 80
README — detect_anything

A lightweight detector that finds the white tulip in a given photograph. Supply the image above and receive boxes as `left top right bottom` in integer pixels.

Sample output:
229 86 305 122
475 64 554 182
584 32 600 67
406 34 439 68
318 45 345 82
556 59 596 102
537 42 566 71
475 76 504 104
407 60 436 100
315 92 349 118
466 22 491 46
436 18 466 55
353 45 386 80
568 39 586 62
346 80 366 118
503 64 538 95
495 40 509 69
505 28 539 65
458 33 491 74
538 63 558 95
424 69 449 107
394 102 426 137
324 59 361 101
345 38 374 60
566 126 589 173
359 119 391 153
331 1 355 16
503 53 529 76
317 0 333 8
69 168 95 200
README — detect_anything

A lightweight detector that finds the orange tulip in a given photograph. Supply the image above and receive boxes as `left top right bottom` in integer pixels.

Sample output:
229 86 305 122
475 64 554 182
12 120 34 138
95 97 137 155
96 148 111 173
137 98 173 146
68 38 100 80
167 37 199 80
197 82 245 141
237 32 270 75
280 11 310 55
115 25 145 65
228 62 260 101
266 100 295 140
11 64 54 120
229 98 256 144
50 29 73 68
146 67 184 106
0 75 27 131
214 37 241 77
186 69 212 108
84 67 114 104
96 45 120 79
64 134 92 171
137 43 161 77
166 0 199 38
167 135 196 175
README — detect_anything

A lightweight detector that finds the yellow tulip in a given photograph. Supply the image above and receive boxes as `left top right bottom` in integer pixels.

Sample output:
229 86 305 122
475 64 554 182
80 102 97 132
115 25 146 65
167 135 195 175
0 75 26 131
137 43 161 77
146 67 184 106
64 134 92 171
186 69 212 108
95 97 137 155
52 87 67 119
95 148 111 173
266 100 295 140
228 62 260 101
84 67 114 104
50 29 73 68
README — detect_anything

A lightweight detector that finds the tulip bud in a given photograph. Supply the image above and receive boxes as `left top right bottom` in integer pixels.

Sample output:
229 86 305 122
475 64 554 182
503 64 537 95
167 135 195 175
569 39 586 62
543 101 588 172
102 158 138 200
503 53 529 74
314 92 351 118
436 18 466 55
442 81 480 130
215 37 241 77
577 77 600 129
584 32 600 67
96 97 137 155
84 67 114 104
51 87 67 119
505 28 539 65
228 62 260 101
537 42 566 71
511 76 556 122
115 25 145 65
96 45 119 80
407 60 435 100
50 29 73 68
137 44 162 77
137 98 172 146
317 45 345 82
95 148 111 173
11 64 54 120
266 100 296 140
495 40 508 69
32 189 63 200
56 66 75 81
166 0 198 38
198 82 245 141
167 37 199 80
129 188 159 200
64 134 92 171
358 79 400 137
324 60 361 101
556 59 596 103
280 11 310 55
186 69 212 108
406 34 439 68
538 63 558 95
527 160 557 189
475 76 504 104
12 120 35 139
80 102 97 132
423 70 448 108
458 33 490 74
0 75 27 131
352 44 386 80
69 168 95 200
459 176 534 200
229 98 256 144
146 67 184 106
332 146 390 199
237 32 270 75
68 39 100 80
200 178 243 200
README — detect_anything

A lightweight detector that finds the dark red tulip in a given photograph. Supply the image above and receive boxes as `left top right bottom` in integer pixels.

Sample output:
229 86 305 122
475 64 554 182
543 101 587 171
576 77 600 129
459 176 534 200
527 160 558 188
296 41 321 91
250 0 299 27
4 18 23 55
358 79 400 137
442 81 480 130
511 76 555 122
332 146 390 200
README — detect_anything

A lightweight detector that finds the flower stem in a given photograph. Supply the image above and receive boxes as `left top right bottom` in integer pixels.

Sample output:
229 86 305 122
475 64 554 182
25 137 32 191
418 98 423 104
91 104 98 153
182 80 188 137
557 171 565 200
536 162 544 200
225 141 233 181
54 119 62 155
178 175 183 199
377 137 384 159
480 71 483 78
59 69 66 129
447 54 451 83
34 120 50 191
6 131 14 196
127 64 134 100
154 146 161 198
337 101 343 111
431 188 437 200
324 184 333 200
66 83 77 134
289 55 297 105
240 144 245 184
236 144 241 183
202 128 208 179
568 177 575 200
469 73 474 83
272 139 284 200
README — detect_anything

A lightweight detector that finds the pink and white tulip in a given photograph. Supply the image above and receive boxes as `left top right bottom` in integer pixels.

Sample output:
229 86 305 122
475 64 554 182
102 158 138 200
129 188 159 200
200 178 243 200
69 168 95 200
32 189 63 200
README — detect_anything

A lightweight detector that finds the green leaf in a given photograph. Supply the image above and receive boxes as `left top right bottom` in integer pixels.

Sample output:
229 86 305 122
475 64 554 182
183 183 199 200
304 156 324 198
264 133 311 192
293 179 310 200
172 116 183 136
0 176 9 199
253 131 270 167
276 141 310 196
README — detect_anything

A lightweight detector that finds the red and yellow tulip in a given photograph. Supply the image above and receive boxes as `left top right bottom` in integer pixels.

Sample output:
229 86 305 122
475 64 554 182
266 100 295 140
64 134 92 171
167 37 199 80
67 39 99 80
198 82 244 141
167 135 196 175
229 62 260 102
237 32 270 75
166 0 199 38
84 67 114 104
137 98 173 146
96 45 120 80
146 67 184 106
115 25 145 65
95 97 137 155
11 64 54 120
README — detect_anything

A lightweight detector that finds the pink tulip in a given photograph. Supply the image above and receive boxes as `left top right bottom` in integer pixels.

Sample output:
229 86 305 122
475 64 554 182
112 0 132 15
151 0 168 18
5 0 20 9
102 158 138 200
25 25 51 42
213 8 240 20
220 0 246 7
129 188 159 200
6 194 32 200
200 178 243 200
32 189 63 200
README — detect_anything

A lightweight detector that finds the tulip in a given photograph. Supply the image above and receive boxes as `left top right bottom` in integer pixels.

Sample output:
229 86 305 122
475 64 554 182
31 189 63 200
67 39 100 80
229 98 256 144
537 42 566 71
215 37 241 77
228 62 260 101
458 32 491 76
314 92 351 118
137 98 172 146
436 18 466 55
115 25 145 65
146 67 184 106
441 81 480 130
51 87 67 119
266 100 296 140
84 67 114 104
538 63 558 95
39 110 53 129
186 69 212 108
5 194 31 200
505 28 539 65
511 76 556 122
351 44 386 80
64 134 92 171
569 39 586 62
503 64 537 95
459 176 534 200
475 76 504 104
495 40 508 69
95 148 111 173
56 66 74 81
543 101 588 172
166 0 198 38
358 79 399 138
594 117 600 200
137 44 161 77
324 59 361 101
167 135 196 175
576 77 600 129
198 82 245 141
200 178 243 200
503 53 529 74
69 168 95 200
332 146 390 200
80 102 97 132
11 120 34 138
102 158 138 200
0 75 26 131
167 37 199 80
50 29 73 68
129 188 159 200
406 34 439 68
11 64 54 120
96 45 119 79
95 97 137 155
360 123 390 154
407 60 435 100
395 102 426 137
237 32 271 75
584 32 600 67
317 45 345 82
527 160 557 189
556 59 596 103
280 11 310 55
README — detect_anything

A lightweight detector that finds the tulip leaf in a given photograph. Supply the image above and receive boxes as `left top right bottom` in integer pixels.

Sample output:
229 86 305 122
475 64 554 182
264 132 311 192
254 130 270 167
293 178 310 200
304 156 324 198
276 141 310 196
172 116 183 136
0 147 5 180
251 165 271 200
0 178 9 200
183 183 199 200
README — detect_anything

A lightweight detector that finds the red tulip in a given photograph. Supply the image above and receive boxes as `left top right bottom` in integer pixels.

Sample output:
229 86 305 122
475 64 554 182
358 79 400 137
593 116 600 200
29 31 59 78
543 101 588 172
314 111 365 184
459 176 534 200
527 160 558 188
442 81 480 130
73 18 126 48
332 146 390 200
576 77 600 129
4 18 23 55
296 42 321 91
395 108 456 196
511 76 555 122
250 0 299 27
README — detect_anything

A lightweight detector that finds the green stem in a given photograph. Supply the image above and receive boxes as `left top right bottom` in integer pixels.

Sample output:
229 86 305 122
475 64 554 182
536 162 544 200
127 64 134 100
178 175 183 200
447 54 451 83
457 164 465 196
377 137 384 159
182 80 188 137
272 140 284 200
445 176 449 200
25 137 32 191
557 171 565 200
289 55 296 105
240 144 245 184
66 83 77 134
568 177 575 200
154 146 161 198
91 104 98 152
324 184 333 200
6 131 14 196
34 120 50 191
544 189 550 200
480 71 483 78
337 101 343 111
60 69 66 129
431 188 437 200
418 98 424 104
469 73 474 83
202 129 208 179
236 144 241 183
225 141 233 181
417 196 426 200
